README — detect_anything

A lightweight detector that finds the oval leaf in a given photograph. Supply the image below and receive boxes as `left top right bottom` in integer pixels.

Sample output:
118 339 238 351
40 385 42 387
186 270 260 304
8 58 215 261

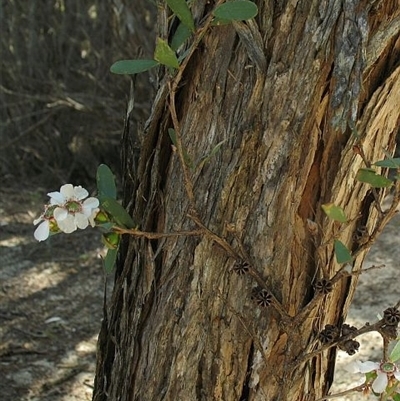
110 59 159 75
373 158 400 169
154 38 179 69
213 1 258 21
334 240 352 264
321 203 347 223
390 339 400 363
356 168 393 188
166 0 195 32
97 164 117 200
171 23 192 51
101 197 135 228
103 247 118 274
97 222 115 233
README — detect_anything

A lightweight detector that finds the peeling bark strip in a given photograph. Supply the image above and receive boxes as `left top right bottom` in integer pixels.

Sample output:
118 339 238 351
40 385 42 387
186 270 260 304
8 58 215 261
93 1 400 400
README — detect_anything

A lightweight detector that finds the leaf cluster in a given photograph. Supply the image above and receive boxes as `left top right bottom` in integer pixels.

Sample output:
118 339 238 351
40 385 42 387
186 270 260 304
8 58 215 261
110 0 258 75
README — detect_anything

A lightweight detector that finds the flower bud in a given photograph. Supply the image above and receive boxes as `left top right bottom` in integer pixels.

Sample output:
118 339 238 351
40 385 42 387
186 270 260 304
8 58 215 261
102 232 120 249
95 210 110 223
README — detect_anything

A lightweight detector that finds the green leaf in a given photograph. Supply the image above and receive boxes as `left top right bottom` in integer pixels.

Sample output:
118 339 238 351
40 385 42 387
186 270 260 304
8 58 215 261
103 247 118 274
390 339 400 362
171 23 192 51
334 240 352 264
154 38 179 69
96 222 115 232
168 128 194 169
166 0 195 32
213 1 258 21
321 203 347 223
196 139 227 170
356 168 393 188
373 157 400 169
110 59 159 75
97 164 117 200
101 197 135 228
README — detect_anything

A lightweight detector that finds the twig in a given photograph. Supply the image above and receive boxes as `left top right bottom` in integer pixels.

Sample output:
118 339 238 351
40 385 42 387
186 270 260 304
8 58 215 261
352 185 400 259
170 0 225 94
314 383 367 401
113 226 204 240
383 336 390 361
187 212 240 259
292 296 400 370
167 0 225 209
394 299 400 310
189 212 291 320
291 319 386 369
168 87 197 208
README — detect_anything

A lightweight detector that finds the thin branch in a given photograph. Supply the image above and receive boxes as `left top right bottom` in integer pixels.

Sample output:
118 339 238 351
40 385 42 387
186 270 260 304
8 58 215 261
113 226 204 240
291 319 385 369
166 0 225 209
353 184 400 259
394 299 400 310
168 87 197 208
314 383 367 401
170 0 225 94
292 296 400 370
188 212 291 321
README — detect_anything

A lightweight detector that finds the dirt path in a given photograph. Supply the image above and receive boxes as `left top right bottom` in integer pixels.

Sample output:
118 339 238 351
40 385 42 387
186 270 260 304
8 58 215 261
0 187 107 401
0 187 398 400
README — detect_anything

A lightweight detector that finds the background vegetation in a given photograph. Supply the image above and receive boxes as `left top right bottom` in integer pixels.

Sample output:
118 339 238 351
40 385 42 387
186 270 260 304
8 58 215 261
1 0 156 187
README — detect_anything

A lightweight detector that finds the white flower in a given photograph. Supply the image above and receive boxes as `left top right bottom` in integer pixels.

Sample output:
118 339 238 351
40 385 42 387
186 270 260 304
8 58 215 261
33 184 99 240
347 360 400 393
48 184 99 234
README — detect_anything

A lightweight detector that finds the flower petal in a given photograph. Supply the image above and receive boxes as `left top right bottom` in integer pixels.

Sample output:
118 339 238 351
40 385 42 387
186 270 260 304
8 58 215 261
83 197 99 209
75 213 89 229
54 207 68 221
82 203 99 218
372 371 388 393
48 191 65 205
88 209 99 227
34 221 50 241
60 184 75 199
73 186 89 200
357 361 380 373
57 214 77 233
394 370 400 380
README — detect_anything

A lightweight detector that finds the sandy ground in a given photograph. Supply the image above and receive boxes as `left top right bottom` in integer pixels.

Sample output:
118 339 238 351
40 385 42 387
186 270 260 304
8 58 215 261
0 186 398 401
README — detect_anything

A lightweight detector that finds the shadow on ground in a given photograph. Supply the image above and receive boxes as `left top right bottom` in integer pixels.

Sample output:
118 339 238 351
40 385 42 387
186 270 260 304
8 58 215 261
0 186 110 401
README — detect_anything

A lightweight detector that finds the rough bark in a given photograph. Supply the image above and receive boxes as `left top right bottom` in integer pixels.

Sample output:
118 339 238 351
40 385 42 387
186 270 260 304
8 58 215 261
93 1 400 400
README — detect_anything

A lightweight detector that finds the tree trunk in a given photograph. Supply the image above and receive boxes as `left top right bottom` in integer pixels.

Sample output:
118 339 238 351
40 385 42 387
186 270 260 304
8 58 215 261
93 1 400 400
